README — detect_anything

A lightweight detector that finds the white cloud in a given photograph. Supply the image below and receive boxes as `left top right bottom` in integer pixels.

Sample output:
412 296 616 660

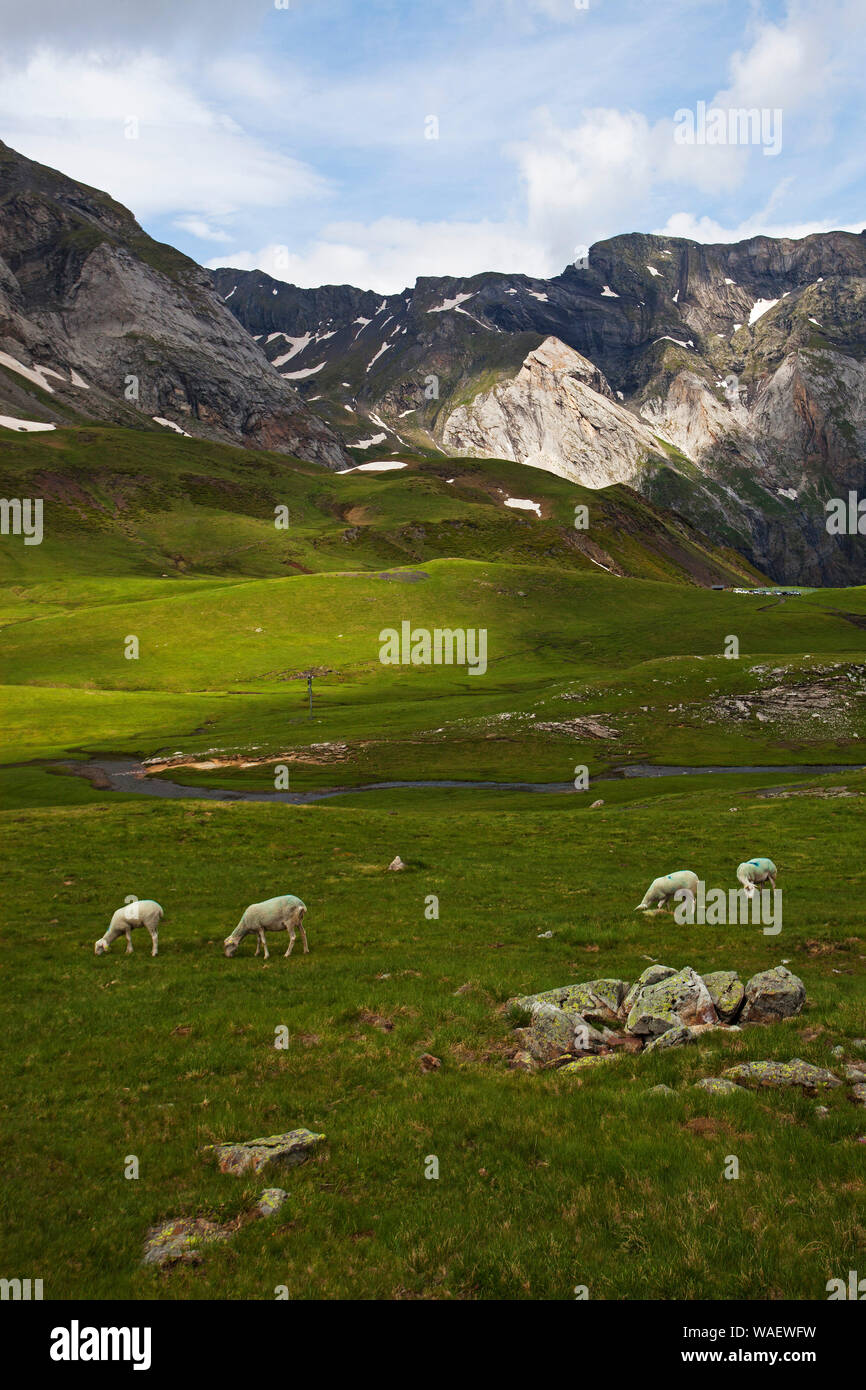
209 217 551 294
0 52 329 220
659 210 866 244
174 218 233 243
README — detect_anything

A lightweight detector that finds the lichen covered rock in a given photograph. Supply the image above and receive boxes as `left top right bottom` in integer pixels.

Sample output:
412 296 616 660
558 1054 621 1073
626 967 718 1037
644 1026 698 1052
202 1128 325 1176
621 965 677 1019
701 971 745 1022
740 966 805 1024
142 1217 228 1267
694 1077 741 1095
256 1188 289 1218
722 1058 841 1093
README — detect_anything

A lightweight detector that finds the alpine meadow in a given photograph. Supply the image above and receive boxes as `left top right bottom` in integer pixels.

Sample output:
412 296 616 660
1 0 865 1348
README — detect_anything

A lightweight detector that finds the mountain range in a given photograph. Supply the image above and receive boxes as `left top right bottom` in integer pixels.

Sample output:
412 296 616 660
212 229 866 585
1 136 864 586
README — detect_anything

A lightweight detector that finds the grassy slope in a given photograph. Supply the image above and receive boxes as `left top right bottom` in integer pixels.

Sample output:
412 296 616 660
1 423 865 1302
1 786 864 1301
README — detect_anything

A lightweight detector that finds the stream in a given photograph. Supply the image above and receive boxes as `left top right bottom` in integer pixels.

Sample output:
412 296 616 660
58 758 864 804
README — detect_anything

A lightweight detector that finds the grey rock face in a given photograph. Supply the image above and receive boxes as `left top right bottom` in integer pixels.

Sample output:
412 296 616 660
740 966 806 1024
0 140 350 468
216 228 866 583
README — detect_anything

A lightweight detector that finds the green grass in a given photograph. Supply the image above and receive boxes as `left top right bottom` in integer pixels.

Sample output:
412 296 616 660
1 785 864 1300
2 421 865 1301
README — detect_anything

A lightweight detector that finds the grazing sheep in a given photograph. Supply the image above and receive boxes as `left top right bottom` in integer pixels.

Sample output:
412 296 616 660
736 858 777 897
635 870 699 913
95 900 163 956
224 895 308 960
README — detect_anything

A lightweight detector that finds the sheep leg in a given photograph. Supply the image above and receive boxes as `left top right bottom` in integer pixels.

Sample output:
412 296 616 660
125 926 133 954
298 922 309 954
147 925 158 957
284 922 295 958
259 928 270 961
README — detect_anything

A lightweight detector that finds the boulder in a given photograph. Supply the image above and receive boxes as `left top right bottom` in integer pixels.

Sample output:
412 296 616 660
514 1002 609 1062
844 1062 866 1082
255 1188 289 1218
509 978 627 1028
694 1077 741 1095
649 1083 675 1094
142 1217 228 1267
701 970 745 1022
387 856 406 871
621 965 677 1019
626 967 718 1037
740 966 805 1024
850 1083 866 1107
644 1025 697 1052
202 1128 325 1176
722 1059 841 1093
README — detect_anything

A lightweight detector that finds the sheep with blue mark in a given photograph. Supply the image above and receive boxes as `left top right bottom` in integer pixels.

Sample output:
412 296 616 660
736 858 778 897
634 870 699 913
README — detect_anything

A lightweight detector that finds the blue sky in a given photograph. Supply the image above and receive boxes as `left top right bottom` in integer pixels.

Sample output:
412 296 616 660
0 0 863 291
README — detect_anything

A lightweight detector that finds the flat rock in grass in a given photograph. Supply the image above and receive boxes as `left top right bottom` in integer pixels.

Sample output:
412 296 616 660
558 1054 621 1073
143 1217 228 1268
722 1059 841 1093
701 971 745 1022
510 979 627 1027
255 1188 289 1218
740 966 805 1024
644 1025 698 1053
694 1077 741 1095
202 1128 325 1176
626 967 717 1037
650 1084 675 1095
850 1083 866 1107
621 965 677 1019
844 1062 866 1082
852 1039 866 1052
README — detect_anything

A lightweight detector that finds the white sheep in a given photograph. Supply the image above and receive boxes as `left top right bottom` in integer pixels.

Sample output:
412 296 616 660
736 858 777 897
224 895 308 960
634 870 699 913
95 900 163 956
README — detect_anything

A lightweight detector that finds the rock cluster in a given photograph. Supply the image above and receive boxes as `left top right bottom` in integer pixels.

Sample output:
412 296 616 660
507 964 804 1070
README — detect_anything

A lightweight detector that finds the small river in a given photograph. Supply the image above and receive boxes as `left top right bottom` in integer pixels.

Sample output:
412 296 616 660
59 758 863 805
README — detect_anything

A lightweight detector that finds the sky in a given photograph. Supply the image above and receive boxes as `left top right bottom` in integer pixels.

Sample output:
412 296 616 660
0 0 864 293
